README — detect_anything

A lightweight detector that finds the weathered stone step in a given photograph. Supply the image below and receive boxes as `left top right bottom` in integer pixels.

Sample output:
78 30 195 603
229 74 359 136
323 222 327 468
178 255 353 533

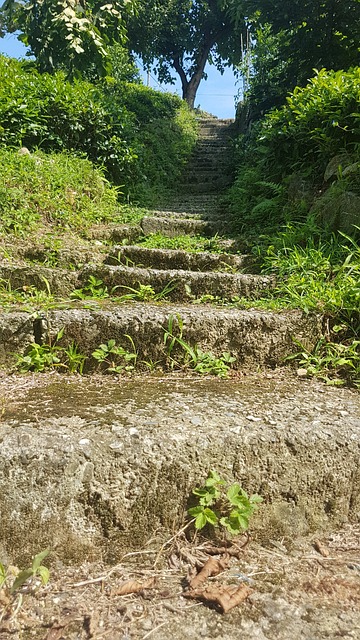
0 262 78 296
1 304 321 369
79 263 272 301
1 374 358 563
188 158 230 168
86 223 142 244
0 260 267 301
140 215 217 237
147 209 202 219
185 171 231 184
106 245 254 272
177 180 231 194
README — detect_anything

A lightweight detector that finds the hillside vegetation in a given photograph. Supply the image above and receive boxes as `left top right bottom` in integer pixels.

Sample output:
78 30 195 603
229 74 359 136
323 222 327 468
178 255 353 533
0 55 197 204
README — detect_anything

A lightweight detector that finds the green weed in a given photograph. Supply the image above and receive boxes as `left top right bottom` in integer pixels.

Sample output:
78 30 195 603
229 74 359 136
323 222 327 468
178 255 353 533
116 281 177 302
92 337 137 374
0 549 50 597
71 276 114 300
16 329 65 373
63 343 87 375
288 337 360 388
163 314 236 376
188 471 262 536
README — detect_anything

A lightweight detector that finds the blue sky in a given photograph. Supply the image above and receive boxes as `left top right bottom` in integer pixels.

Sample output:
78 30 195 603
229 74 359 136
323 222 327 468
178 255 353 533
0 33 239 119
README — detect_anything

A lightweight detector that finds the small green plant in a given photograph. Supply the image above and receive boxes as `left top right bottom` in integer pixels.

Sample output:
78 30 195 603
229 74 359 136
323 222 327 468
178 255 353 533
0 549 50 596
188 471 263 536
15 329 65 373
92 336 137 373
287 337 360 387
193 349 236 377
117 281 177 302
71 276 114 300
0 278 55 311
63 342 87 374
163 315 236 376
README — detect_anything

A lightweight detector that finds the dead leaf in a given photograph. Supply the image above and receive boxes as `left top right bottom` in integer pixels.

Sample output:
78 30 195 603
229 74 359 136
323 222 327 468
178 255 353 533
184 583 252 613
111 577 156 597
188 556 230 590
44 613 79 640
313 540 330 557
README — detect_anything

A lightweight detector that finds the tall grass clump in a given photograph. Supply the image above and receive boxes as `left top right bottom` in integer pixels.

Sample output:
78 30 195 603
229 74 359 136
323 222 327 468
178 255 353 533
0 147 120 236
256 222 360 387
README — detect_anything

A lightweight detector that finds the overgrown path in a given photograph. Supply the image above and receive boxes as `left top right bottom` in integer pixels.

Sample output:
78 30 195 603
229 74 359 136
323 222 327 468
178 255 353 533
0 116 359 639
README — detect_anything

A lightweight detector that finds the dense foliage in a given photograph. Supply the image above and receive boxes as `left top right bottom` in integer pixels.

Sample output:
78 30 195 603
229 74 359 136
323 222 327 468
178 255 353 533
0 55 197 201
0 147 121 235
233 0 360 117
229 67 360 387
0 0 137 77
229 68 360 234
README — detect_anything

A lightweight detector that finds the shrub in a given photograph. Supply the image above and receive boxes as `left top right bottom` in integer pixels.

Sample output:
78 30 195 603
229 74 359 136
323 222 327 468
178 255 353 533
229 68 360 234
0 56 197 200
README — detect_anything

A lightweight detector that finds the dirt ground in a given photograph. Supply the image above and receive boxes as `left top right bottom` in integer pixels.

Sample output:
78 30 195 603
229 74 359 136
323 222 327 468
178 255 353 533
1 524 360 640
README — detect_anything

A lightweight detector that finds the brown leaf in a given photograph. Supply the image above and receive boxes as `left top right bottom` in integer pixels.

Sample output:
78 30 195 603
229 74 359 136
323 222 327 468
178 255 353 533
185 583 252 613
43 613 79 640
313 540 330 557
188 556 230 590
111 577 156 597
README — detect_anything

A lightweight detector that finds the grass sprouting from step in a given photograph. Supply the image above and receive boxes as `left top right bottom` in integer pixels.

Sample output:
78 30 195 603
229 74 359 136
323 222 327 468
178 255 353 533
137 233 227 253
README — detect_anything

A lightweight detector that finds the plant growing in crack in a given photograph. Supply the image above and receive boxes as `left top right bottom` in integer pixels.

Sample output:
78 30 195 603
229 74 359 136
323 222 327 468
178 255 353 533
15 328 66 372
188 471 263 536
0 549 50 598
163 314 236 376
116 281 177 302
71 276 117 300
92 336 137 374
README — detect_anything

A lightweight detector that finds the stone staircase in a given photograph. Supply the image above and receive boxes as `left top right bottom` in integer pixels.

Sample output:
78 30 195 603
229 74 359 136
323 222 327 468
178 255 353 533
0 115 359 623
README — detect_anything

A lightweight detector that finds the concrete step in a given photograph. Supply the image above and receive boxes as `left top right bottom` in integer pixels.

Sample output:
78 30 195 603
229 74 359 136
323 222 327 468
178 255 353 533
140 216 217 237
1 303 321 368
184 171 231 184
86 223 142 244
177 181 230 194
78 264 273 301
147 210 202 219
1 373 358 563
106 245 254 272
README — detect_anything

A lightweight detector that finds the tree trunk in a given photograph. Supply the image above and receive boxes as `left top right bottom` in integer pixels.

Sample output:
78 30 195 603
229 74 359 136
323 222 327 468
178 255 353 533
173 35 215 109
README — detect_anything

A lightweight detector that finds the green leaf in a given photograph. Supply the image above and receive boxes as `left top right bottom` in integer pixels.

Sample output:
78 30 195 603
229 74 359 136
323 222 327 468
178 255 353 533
10 568 33 594
32 549 50 572
37 565 50 586
188 505 204 517
203 508 218 526
195 511 208 530
205 470 224 487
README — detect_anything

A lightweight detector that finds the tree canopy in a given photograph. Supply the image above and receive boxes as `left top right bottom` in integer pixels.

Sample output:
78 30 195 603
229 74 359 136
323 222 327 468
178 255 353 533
0 0 137 76
231 0 360 117
126 0 246 108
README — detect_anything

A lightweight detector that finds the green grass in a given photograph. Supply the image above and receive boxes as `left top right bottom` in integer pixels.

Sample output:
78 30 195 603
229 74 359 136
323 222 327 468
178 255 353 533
0 148 121 236
137 233 226 253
